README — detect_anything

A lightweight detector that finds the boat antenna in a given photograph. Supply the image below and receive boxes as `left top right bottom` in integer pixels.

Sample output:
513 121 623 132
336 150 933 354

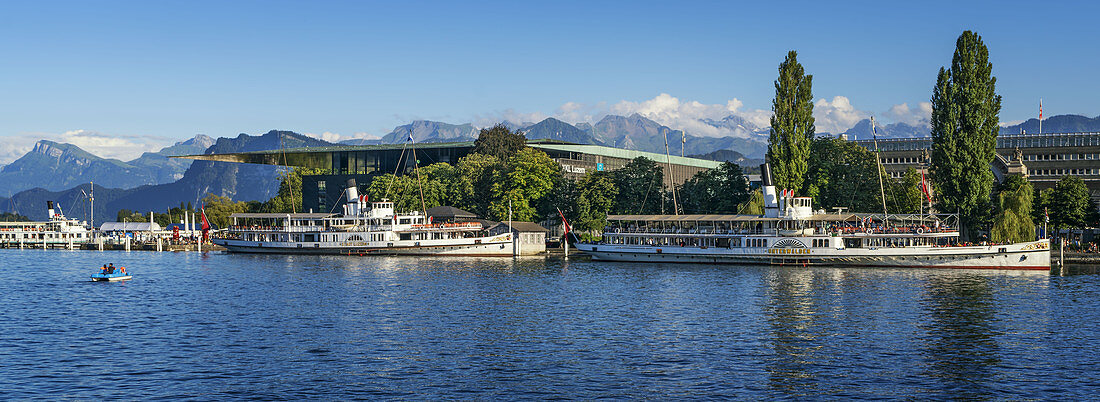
870 116 889 222
410 138 428 215
663 130 680 215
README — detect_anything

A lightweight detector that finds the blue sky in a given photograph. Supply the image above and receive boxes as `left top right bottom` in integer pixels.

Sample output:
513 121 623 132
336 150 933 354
1 0 1097 162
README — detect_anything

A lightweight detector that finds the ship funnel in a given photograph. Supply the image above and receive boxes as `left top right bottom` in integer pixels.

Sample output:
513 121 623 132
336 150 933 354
345 179 359 201
761 163 779 217
344 179 360 216
760 163 773 187
47 201 55 219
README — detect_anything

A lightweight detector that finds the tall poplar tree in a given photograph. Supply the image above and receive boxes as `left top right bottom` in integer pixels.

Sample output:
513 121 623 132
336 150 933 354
767 50 815 192
930 31 1001 237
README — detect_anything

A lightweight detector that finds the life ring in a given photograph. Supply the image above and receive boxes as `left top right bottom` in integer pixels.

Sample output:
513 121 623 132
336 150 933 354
916 228 925 235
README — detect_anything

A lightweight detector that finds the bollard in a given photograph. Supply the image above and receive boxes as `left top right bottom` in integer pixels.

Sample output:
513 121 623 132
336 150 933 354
1060 238 1065 276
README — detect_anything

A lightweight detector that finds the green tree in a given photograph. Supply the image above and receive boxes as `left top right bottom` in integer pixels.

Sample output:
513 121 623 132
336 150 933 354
679 162 751 214
570 171 618 232
201 193 253 230
929 31 1002 238
740 189 765 216
488 148 561 221
0 212 30 222
990 174 1035 243
454 153 505 217
804 136 881 212
767 50 815 191
366 173 421 212
1032 187 1053 228
611 156 664 214
262 167 324 213
473 124 527 160
1050 176 1091 229
887 168 923 214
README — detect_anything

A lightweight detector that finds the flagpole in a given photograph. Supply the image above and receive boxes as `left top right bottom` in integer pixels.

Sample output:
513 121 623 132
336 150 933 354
1039 98 1043 135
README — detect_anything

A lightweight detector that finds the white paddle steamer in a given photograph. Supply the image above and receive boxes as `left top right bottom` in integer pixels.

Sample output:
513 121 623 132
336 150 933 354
214 180 514 256
576 165 1050 270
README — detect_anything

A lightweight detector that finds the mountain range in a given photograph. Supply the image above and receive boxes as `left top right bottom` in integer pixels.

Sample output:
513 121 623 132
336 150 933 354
999 114 1100 135
0 135 213 197
378 114 771 159
833 114 1100 140
0 131 331 224
5 113 1098 224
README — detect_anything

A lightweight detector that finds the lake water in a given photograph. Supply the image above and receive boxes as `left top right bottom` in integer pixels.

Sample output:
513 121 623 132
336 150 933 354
2 249 1098 399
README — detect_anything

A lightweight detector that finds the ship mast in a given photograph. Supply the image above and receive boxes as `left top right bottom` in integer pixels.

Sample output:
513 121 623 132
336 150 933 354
663 130 680 215
870 117 888 222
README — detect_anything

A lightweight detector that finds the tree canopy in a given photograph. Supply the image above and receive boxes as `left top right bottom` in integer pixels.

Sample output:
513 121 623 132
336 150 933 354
930 30 1002 237
489 148 560 221
611 156 664 214
767 50 815 192
679 162 751 214
473 124 527 160
990 174 1035 243
1050 175 1092 229
803 136 881 212
262 167 325 213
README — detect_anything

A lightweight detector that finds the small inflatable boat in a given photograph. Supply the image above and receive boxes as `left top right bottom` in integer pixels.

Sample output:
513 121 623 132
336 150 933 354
91 268 132 282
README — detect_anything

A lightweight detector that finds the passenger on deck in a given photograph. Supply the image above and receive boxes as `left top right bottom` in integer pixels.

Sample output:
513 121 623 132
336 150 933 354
107 263 115 274
101 264 108 274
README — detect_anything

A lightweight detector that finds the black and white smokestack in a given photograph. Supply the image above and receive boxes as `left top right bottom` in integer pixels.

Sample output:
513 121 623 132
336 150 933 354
760 163 773 187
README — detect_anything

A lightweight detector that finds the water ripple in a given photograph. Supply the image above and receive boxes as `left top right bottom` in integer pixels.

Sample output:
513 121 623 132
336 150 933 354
1 249 1097 399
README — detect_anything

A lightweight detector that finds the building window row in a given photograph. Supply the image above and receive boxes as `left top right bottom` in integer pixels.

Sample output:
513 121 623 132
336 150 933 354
1025 153 1100 161
1029 168 1098 176
882 157 923 164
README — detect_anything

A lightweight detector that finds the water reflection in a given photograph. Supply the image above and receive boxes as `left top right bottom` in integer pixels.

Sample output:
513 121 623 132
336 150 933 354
919 274 1000 399
764 268 826 397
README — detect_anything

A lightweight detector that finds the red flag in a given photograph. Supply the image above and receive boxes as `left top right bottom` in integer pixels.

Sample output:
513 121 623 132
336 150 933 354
200 206 211 231
1039 99 1043 120
556 208 571 234
920 171 933 203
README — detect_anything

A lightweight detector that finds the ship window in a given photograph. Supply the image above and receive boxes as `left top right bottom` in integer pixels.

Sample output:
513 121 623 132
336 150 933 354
348 235 363 241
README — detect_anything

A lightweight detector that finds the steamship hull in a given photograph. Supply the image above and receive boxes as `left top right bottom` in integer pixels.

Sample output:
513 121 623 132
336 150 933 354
576 239 1051 270
215 235 515 256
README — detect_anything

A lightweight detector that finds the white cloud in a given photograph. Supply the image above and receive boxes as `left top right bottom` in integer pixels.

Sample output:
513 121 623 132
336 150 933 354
0 129 187 164
0 138 36 166
813 96 869 134
0 130 176 165
558 93 773 138
886 102 932 127
472 109 548 129
304 131 380 143
58 130 169 160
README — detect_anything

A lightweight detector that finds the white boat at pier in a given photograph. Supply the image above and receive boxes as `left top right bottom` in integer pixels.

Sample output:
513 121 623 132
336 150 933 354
0 201 92 249
575 164 1051 270
214 180 515 256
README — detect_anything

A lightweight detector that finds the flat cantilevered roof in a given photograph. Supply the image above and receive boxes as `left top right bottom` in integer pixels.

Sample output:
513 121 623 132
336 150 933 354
172 139 722 169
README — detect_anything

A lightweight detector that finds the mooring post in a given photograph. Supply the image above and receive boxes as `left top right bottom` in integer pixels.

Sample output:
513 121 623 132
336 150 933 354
1060 238 1065 275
